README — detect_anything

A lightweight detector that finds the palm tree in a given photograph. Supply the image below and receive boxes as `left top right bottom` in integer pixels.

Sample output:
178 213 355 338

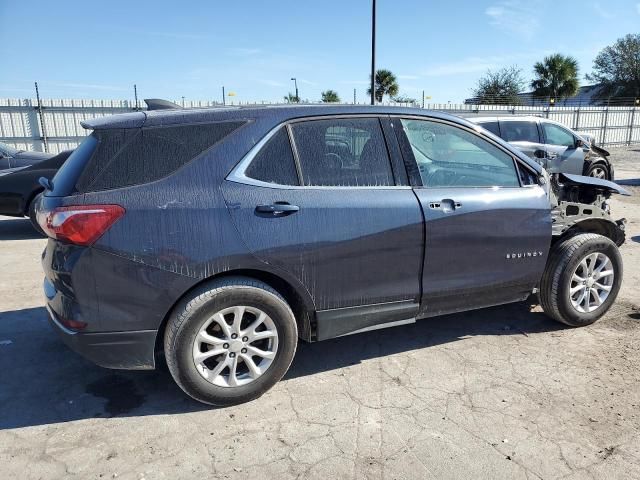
321 90 340 103
284 92 300 103
531 54 579 101
367 69 399 103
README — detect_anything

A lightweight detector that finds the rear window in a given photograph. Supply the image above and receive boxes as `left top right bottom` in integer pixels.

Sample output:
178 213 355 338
74 121 245 193
500 121 540 143
48 134 98 196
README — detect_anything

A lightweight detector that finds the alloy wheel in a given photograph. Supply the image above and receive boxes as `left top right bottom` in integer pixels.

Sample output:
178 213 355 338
569 252 614 313
192 306 278 387
589 166 607 179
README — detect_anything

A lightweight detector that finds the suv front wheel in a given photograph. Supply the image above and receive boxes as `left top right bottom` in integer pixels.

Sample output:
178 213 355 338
540 233 622 326
164 277 298 406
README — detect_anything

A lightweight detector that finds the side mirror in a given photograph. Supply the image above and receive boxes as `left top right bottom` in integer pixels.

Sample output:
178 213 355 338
534 149 546 159
575 138 588 149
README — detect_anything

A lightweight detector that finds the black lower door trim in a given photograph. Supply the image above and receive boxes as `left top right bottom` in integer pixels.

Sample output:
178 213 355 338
315 300 419 341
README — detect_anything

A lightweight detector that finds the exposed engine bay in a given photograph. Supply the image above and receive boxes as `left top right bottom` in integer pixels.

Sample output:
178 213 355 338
547 172 629 246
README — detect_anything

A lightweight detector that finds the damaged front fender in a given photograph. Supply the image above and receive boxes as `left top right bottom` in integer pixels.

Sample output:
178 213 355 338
550 173 629 246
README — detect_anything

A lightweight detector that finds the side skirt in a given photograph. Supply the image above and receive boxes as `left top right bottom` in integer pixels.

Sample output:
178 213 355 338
315 300 419 341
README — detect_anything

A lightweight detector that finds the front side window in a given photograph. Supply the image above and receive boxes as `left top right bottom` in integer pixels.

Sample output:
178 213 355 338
290 118 394 187
400 119 520 188
542 123 576 148
245 128 298 185
500 121 540 143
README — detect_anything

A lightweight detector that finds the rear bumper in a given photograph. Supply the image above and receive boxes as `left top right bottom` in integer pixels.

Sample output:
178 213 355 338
45 302 157 370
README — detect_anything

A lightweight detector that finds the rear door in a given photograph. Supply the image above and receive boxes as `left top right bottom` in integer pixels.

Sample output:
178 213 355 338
541 121 585 175
222 116 424 338
394 116 551 317
499 119 545 163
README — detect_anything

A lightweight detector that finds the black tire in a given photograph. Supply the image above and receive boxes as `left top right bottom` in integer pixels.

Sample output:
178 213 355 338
27 192 45 236
586 162 610 180
164 277 298 406
540 233 622 327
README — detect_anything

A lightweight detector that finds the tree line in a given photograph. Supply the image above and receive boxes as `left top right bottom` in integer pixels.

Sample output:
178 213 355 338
283 33 639 106
472 33 640 105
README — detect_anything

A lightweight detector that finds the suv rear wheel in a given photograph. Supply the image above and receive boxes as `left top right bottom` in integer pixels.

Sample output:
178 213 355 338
164 277 298 406
540 233 622 326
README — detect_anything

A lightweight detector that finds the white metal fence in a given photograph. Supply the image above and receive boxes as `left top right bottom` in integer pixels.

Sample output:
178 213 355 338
1 98 639 154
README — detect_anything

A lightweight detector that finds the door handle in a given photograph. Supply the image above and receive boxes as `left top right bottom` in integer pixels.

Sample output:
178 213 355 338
429 199 461 213
255 202 299 216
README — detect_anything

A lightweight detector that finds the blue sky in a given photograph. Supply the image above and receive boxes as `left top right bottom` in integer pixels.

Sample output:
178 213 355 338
1 0 639 103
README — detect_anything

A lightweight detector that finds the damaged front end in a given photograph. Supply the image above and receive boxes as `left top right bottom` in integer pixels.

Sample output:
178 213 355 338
548 173 630 246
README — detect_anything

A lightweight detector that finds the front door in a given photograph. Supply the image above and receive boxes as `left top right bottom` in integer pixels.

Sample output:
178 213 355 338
222 117 424 338
394 117 551 317
541 121 585 175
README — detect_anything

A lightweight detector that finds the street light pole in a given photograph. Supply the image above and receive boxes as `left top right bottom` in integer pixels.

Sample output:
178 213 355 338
370 0 376 106
222 86 225 105
291 78 298 102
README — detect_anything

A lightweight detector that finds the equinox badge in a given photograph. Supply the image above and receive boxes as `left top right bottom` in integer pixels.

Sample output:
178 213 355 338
506 251 544 259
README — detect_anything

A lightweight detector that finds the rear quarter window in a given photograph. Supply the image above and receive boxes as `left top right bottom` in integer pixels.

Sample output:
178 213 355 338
76 121 246 192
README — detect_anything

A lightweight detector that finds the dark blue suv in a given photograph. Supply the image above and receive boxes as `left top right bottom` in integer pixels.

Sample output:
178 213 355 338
36 106 627 405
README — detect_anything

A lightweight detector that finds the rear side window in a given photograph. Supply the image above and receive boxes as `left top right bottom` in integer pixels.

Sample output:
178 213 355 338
290 118 394 187
478 121 500 137
500 121 540 143
245 128 298 185
76 121 245 192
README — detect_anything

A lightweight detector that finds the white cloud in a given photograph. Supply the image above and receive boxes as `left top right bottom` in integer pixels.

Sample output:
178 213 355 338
258 79 286 88
49 83 128 91
398 74 420 80
423 57 503 77
636 2 640 14
226 47 262 56
593 2 614 19
485 1 540 40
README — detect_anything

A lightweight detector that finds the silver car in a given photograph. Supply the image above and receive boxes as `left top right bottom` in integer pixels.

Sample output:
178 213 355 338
469 116 613 180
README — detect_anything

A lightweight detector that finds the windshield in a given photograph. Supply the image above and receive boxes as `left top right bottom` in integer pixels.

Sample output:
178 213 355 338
0 142 21 156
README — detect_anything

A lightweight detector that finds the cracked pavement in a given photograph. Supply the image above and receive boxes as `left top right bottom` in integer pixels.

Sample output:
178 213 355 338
1 147 639 479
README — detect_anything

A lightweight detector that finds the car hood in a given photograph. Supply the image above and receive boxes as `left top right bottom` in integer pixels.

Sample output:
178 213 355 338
560 173 631 196
0 165 29 177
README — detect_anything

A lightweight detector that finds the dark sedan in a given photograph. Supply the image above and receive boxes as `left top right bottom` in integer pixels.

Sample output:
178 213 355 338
0 141 53 170
0 149 72 222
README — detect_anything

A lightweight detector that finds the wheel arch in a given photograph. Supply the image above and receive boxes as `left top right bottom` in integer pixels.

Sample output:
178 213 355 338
154 268 316 363
22 186 44 216
555 218 625 247
582 158 610 178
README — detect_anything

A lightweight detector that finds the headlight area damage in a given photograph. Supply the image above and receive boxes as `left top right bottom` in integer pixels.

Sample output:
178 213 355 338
550 173 630 246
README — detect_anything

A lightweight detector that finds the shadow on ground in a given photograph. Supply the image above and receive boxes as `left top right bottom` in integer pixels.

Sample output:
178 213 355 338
616 178 640 186
0 302 634 429
0 217 43 240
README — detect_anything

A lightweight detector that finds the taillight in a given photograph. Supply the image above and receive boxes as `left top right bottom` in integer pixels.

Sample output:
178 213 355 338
38 204 125 246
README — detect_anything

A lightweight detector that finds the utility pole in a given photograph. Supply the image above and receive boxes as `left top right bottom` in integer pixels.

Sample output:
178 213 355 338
370 0 376 106
291 78 298 102
422 90 425 108
222 86 226 105
34 81 48 153
353 88 356 104
134 84 139 110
